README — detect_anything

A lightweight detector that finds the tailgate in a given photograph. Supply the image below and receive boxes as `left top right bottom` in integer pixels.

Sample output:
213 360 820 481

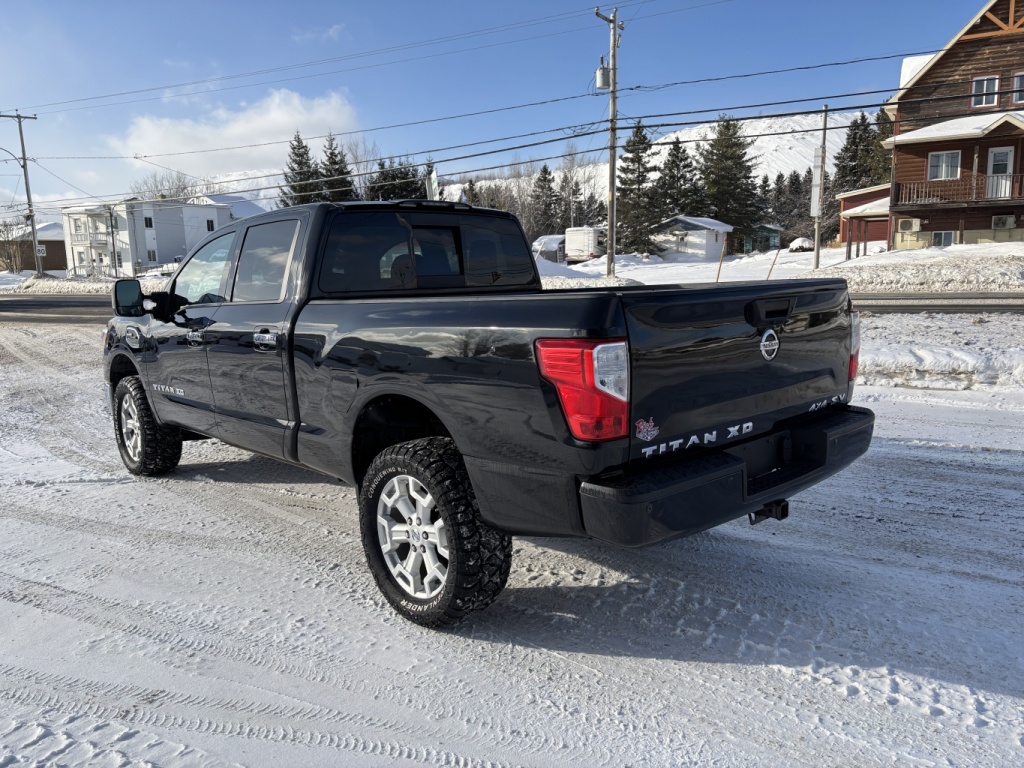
623 279 853 463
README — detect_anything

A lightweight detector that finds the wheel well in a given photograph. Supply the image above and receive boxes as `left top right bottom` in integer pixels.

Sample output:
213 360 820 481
352 395 452 486
108 353 139 389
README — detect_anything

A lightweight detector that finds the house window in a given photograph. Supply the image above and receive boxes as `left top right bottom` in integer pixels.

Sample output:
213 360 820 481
928 151 961 181
931 231 955 247
116 252 123 267
144 216 153 228
971 76 999 108
77 251 86 264
147 249 157 262
207 219 215 232
73 219 82 234
1014 73 1024 103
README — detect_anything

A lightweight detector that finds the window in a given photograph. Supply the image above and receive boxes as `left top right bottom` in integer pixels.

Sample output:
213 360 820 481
77 252 86 264
116 252 123 267
207 219 215 232
73 219 82 234
111 215 119 231
1015 73 1024 103
147 249 157 262
231 220 299 302
971 76 999 108
928 151 961 181
172 232 235 306
931 231 955 247
144 216 153 228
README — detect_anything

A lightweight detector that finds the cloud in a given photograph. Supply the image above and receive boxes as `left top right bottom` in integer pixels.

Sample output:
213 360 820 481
105 89 358 183
291 24 344 43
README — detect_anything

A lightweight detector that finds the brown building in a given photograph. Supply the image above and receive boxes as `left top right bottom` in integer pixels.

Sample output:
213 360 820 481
837 184 890 256
884 0 1024 249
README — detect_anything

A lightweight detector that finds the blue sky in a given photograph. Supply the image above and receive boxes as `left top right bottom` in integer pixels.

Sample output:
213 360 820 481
0 0 989 214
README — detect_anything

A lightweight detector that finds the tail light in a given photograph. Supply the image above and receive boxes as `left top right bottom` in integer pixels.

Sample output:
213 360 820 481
535 338 629 441
849 310 861 393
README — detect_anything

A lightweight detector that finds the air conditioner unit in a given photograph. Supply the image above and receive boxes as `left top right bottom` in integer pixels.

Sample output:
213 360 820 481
898 218 922 233
992 215 1016 229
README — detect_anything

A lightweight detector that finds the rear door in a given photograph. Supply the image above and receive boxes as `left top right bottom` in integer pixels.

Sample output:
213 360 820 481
145 231 237 435
204 215 304 458
622 280 852 462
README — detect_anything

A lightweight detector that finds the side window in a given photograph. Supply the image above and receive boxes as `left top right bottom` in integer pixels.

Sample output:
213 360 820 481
319 212 412 292
172 232 236 306
232 220 299 302
462 218 535 287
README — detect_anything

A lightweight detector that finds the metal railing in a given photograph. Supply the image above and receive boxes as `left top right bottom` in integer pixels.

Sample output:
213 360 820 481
896 172 1024 205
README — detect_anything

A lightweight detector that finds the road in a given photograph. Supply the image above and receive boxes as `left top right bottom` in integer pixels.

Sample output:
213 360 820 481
851 291 1024 313
0 293 110 324
1 321 1022 766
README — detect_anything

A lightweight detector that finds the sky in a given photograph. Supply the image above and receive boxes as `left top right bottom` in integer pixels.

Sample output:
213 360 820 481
0 0 991 219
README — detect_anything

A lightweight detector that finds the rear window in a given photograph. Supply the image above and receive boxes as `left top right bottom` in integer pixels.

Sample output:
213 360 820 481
318 210 535 293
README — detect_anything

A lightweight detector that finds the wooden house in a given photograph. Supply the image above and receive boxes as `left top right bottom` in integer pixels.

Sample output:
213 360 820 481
884 0 1024 248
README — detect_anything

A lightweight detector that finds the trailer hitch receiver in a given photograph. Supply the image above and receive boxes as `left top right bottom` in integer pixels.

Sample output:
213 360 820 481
749 499 789 525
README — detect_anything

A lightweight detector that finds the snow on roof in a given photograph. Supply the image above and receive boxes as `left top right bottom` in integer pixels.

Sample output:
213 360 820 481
835 183 890 200
900 55 936 89
11 221 64 241
882 111 1024 147
654 215 734 233
200 193 267 219
841 196 891 219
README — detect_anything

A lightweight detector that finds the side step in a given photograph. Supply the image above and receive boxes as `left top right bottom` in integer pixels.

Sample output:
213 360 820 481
748 499 789 526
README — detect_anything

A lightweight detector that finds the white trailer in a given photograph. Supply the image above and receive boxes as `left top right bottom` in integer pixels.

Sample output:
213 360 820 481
565 227 607 262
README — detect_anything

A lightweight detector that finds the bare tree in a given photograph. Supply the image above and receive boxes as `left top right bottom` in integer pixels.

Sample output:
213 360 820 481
127 169 224 201
0 218 25 273
345 136 383 200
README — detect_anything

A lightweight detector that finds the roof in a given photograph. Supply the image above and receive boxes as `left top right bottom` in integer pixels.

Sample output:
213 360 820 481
754 223 784 232
835 183 891 200
841 196 891 219
195 193 267 219
881 110 1024 147
11 221 64 241
886 0 1001 112
653 215 734 233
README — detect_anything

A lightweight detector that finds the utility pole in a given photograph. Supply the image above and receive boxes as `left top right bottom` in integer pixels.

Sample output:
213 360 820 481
0 112 43 276
595 7 623 278
812 104 829 270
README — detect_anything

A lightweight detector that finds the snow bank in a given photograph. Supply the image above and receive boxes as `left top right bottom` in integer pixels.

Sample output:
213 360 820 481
536 255 643 288
0 273 116 295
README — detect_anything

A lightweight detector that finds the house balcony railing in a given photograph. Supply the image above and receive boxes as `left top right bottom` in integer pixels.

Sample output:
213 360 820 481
896 172 1024 206
70 232 108 246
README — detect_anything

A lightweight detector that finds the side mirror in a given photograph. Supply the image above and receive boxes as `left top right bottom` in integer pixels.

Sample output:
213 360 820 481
112 279 144 317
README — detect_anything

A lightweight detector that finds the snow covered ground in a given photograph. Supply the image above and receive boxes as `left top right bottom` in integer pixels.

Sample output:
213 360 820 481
1 306 1022 764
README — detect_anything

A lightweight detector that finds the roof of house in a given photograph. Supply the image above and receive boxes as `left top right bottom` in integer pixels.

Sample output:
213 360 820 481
841 196 891 219
886 0 1001 110
653 215 734 233
835 183 891 200
881 110 1024 146
192 194 266 219
12 221 64 241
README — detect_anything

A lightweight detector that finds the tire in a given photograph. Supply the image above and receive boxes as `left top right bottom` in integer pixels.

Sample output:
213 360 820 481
113 376 182 476
359 437 512 628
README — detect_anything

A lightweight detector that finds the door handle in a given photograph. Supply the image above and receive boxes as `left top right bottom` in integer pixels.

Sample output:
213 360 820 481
253 330 278 351
186 329 205 346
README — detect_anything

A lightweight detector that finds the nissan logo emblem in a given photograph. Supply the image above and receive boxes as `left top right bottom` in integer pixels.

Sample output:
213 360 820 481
760 329 780 361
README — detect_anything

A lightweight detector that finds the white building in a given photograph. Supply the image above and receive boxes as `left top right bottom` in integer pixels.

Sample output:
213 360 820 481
61 197 231 278
652 215 734 260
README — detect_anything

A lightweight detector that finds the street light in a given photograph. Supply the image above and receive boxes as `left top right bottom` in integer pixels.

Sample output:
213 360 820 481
0 144 43 276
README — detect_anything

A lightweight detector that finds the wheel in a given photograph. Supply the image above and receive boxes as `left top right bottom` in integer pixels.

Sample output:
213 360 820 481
359 437 512 627
113 376 182 476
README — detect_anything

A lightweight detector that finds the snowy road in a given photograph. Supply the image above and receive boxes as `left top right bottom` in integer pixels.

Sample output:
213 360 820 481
1 322 1022 766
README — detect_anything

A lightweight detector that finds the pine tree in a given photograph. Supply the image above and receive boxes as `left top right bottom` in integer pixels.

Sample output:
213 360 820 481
616 122 660 255
653 140 706 219
870 110 894 184
529 164 559 239
832 113 881 196
578 192 607 227
321 132 359 202
698 116 760 250
280 131 323 207
463 179 478 204
555 176 583 231
364 157 424 200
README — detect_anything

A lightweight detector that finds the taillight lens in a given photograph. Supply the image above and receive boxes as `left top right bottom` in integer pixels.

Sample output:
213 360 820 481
536 338 629 441
849 310 861 389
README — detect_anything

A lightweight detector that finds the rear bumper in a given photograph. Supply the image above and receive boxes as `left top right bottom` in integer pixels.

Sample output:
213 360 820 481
579 406 875 547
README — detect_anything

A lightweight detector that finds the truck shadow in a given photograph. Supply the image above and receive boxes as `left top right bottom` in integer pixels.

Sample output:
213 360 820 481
460 527 1023 703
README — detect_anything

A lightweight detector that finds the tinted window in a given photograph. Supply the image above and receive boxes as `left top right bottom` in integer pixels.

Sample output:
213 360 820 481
232 220 299 302
319 212 411 292
462 218 535 287
173 232 235 306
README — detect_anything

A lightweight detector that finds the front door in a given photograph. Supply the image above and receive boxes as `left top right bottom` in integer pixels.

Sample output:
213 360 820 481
986 147 1015 199
205 217 302 459
145 231 237 435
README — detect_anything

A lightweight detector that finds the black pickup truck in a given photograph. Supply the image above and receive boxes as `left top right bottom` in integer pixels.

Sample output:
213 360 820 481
104 201 873 626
